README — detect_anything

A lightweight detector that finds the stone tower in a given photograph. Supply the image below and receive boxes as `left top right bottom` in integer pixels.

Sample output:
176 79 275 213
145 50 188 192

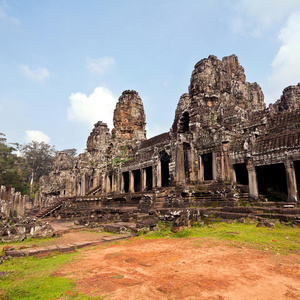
112 90 146 141
188 55 265 128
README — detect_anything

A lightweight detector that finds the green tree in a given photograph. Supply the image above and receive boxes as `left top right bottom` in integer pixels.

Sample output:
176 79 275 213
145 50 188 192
19 141 57 195
0 133 27 192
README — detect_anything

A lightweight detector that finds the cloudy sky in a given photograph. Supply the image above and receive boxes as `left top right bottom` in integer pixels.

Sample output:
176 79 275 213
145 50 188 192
1 0 300 153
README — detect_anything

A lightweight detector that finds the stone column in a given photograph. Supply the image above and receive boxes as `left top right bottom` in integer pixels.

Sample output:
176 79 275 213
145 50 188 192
157 161 162 188
102 172 106 194
212 152 217 181
190 145 196 183
141 168 146 191
285 160 298 202
120 172 124 193
230 166 236 183
176 143 185 183
129 170 134 193
106 176 111 193
152 165 157 188
222 142 230 181
198 155 204 182
246 160 259 200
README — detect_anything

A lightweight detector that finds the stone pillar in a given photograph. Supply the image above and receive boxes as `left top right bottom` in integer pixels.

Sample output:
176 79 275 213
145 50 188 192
141 168 146 191
212 152 217 181
246 160 259 200
106 176 111 193
285 160 298 202
120 172 124 193
222 143 230 181
157 161 162 188
152 165 157 188
102 172 106 194
176 143 185 183
190 145 196 183
65 178 71 196
197 155 202 182
230 166 236 183
129 170 134 193
220 151 225 181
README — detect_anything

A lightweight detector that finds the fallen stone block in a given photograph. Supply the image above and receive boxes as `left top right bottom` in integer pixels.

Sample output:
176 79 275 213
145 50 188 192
256 221 275 228
5 250 24 257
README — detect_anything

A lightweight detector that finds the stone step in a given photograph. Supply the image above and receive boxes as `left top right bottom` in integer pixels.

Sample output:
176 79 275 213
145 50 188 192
4 233 133 257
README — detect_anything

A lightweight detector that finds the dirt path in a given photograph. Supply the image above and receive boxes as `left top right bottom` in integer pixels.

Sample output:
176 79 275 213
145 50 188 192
59 237 300 299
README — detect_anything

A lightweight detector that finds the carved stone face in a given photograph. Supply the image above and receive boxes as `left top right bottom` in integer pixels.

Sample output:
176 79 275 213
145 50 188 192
112 90 146 141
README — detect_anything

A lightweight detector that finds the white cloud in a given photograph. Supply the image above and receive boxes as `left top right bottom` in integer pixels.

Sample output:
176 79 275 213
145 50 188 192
266 12 300 103
20 65 50 83
86 57 115 75
232 0 300 36
25 130 50 143
67 86 117 130
0 3 20 25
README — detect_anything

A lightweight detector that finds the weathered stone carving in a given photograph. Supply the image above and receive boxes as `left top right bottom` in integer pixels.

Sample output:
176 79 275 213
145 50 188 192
112 90 146 141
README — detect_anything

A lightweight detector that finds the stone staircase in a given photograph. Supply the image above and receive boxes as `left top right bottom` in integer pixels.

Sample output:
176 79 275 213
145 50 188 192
36 198 67 218
86 184 102 196
34 180 300 231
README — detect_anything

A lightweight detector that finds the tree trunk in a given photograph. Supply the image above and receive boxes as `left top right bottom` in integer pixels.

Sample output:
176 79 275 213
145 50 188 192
30 171 34 195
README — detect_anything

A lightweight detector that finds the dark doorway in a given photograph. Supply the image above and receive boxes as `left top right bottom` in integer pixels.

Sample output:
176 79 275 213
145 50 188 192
178 112 190 133
108 175 113 193
234 163 248 185
123 171 129 193
202 153 213 180
133 169 141 192
256 163 288 201
183 143 191 183
294 160 300 195
161 151 170 187
145 166 153 191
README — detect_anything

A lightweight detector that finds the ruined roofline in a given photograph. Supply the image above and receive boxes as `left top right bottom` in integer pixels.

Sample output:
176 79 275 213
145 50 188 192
140 132 170 149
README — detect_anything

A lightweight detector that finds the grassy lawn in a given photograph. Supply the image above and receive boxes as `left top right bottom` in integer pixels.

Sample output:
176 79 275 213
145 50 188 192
145 222 300 254
0 222 299 299
0 250 101 300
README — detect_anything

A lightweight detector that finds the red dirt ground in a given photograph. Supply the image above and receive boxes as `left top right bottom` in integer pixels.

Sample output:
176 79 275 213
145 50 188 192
59 237 300 299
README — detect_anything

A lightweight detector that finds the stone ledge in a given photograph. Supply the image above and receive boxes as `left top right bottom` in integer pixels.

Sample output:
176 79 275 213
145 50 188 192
4 233 134 257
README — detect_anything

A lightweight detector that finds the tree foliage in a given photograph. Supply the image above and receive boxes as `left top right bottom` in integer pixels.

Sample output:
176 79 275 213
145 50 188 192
19 141 57 194
0 134 27 192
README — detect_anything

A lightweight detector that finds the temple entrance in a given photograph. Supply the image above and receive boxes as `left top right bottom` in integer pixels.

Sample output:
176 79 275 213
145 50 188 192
145 166 153 191
108 175 113 193
161 151 170 187
256 163 288 201
201 153 213 180
123 171 129 193
294 160 300 195
183 143 191 183
234 163 248 185
133 169 141 192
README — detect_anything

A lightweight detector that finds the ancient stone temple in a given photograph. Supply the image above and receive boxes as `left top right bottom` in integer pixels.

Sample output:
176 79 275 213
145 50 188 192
36 54 300 226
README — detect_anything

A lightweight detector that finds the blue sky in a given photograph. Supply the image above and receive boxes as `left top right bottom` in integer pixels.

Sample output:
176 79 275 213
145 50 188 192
1 0 300 153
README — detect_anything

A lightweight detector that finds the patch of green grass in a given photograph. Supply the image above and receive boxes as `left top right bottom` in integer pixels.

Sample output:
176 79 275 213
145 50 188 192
0 252 100 300
144 222 300 254
144 221 172 239
172 228 193 238
112 274 124 279
187 222 300 254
